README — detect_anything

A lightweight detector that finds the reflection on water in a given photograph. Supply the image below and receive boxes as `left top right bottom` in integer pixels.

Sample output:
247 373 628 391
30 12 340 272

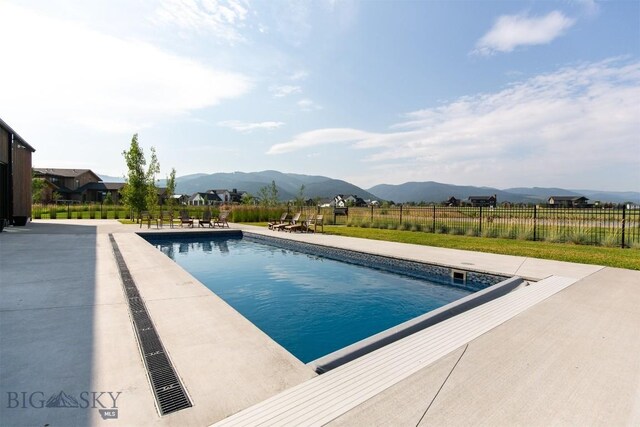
157 238 232 257
146 235 472 363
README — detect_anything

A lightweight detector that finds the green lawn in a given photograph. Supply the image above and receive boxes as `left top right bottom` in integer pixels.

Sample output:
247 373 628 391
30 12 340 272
246 223 638 270
322 226 639 270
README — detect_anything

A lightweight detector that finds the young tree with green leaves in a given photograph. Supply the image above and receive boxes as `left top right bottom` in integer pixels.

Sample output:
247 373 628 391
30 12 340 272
241 192 255 205
121 134 160 220
32 174 45 203
258 180 279 207
295 184 306 209
165 167 177 211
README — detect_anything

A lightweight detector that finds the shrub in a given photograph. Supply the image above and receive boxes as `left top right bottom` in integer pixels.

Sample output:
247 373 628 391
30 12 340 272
481 227 498 238
499 226 518 240
517 227 535 241
545 229 567 243
465 228 478 237
600 232 620 247
435 224 449 234
568 228 591 245
410 223 422 232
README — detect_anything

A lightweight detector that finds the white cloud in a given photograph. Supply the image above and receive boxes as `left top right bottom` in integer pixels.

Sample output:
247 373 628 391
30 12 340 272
297 98 322 111
474 11 575 55
0 3 251 133
268 128 373 154
268 59 640 189
151 0 249 43
270 85 302 97
289 71 309 81
218 120 285 132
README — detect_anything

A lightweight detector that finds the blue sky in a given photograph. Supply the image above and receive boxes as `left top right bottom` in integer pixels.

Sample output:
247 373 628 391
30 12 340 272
1 0 638 191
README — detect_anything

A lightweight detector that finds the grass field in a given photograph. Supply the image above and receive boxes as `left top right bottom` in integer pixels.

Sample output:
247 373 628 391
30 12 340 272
246 223 639 270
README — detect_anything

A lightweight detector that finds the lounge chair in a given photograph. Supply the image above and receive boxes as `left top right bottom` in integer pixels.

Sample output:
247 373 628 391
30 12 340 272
140 211 159 229
268 212 288 230
179 210 194 228
160 210 174 228
214 210 230 228
199 210 213 228
273 212 300 231
284 214 305 232
304 214 324 233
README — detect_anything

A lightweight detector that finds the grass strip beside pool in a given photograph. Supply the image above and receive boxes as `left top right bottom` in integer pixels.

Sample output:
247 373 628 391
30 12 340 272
321 226 639 270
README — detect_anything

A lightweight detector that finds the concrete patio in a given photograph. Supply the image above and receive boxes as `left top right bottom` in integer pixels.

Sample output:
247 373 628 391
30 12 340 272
0 220 638 426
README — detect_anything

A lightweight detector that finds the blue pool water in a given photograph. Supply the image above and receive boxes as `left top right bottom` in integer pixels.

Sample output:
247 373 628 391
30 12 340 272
146 234 474 363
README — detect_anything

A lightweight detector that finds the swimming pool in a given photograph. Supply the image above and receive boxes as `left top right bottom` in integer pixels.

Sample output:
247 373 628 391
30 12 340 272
144 232 507 364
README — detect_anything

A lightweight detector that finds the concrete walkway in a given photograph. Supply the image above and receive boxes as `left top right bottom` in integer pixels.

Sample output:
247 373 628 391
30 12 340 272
1 220 638 426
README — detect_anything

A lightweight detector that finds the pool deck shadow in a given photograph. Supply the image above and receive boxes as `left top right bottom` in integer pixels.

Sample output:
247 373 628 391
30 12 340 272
1 220 638 426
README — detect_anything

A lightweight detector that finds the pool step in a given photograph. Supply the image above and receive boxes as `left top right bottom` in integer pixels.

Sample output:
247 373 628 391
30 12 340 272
212 275 577 427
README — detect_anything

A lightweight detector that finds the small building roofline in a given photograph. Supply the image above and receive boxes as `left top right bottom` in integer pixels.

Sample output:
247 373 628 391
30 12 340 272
0 117 36 152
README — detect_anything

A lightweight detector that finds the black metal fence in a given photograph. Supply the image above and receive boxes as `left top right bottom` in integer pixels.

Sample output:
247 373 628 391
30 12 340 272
319 205 639 248
30 203 640 248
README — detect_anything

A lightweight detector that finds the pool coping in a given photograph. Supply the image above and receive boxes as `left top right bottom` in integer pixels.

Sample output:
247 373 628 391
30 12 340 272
309 276 525 373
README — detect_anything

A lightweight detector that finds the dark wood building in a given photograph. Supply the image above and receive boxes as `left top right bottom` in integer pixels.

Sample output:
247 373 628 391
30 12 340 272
548 196 590 208
446 196 460 207
33 168 126 203
468 195 497 208
1 118 36 229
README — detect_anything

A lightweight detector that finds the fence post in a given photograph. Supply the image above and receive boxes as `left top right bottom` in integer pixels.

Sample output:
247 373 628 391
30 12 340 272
479 206 483 235
399 205 403 225
432 205 436 233
621 204 626 249
371 205 374 223
533 205 537 241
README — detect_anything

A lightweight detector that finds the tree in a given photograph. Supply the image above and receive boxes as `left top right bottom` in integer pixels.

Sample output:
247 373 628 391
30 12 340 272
121 134 160 219
32 175 45 203
295 184 306 209
165 168 177 211
103 192 114 205
258 180 279 207
241 192 255 205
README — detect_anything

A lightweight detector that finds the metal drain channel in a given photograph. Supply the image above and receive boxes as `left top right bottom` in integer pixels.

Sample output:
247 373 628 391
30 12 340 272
109 234 192 416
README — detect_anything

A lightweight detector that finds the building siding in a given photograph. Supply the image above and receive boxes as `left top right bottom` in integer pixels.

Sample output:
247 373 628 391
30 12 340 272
12 144 32 218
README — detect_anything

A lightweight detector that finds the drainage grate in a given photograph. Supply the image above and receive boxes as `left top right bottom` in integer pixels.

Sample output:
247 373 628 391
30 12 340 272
109 234 192 416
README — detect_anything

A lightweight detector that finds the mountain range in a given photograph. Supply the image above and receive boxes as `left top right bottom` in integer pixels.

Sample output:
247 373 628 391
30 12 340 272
98 171 639 204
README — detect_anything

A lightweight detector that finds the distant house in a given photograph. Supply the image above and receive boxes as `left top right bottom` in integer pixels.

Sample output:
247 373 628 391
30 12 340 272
468 195 497 208
1 118 36 228
333 194 368 207
76 181 125 204
34 168 102 202
446 196 460 207
208 189 230 204
228 188 246 204
189 192 222 206
170 194 189 205
548 196 589 208
33 168 127 203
